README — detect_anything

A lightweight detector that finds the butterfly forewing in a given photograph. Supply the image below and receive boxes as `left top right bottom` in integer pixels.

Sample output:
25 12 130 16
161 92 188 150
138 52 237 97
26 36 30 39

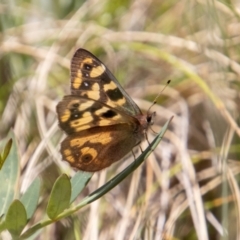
71 49 141 116
57 95 138 134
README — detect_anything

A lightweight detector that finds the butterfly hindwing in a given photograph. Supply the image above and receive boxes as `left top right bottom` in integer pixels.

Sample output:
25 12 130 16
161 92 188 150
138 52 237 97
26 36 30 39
60 124 142 172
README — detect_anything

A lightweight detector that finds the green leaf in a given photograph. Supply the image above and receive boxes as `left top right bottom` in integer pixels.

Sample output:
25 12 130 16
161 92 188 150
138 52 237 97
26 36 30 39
5 200 27 238
47 174 71 219
70 171 92 204
1 139 13 165
0 138 13 169
0 156 3 170
0 214 6 232
0 139 12 170
0 131 20 217
20 178 41 220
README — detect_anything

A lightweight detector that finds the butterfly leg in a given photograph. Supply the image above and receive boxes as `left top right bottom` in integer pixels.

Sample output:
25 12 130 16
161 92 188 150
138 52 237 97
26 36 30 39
145 131 150 145
139 145 144 153
131 150 136 160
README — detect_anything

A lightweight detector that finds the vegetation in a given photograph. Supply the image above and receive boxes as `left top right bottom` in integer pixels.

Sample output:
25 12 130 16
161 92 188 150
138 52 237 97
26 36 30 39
0 0 240 239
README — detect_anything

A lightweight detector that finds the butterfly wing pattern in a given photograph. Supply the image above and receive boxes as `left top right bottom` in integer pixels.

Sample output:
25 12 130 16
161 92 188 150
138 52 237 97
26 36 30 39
57 49 151 172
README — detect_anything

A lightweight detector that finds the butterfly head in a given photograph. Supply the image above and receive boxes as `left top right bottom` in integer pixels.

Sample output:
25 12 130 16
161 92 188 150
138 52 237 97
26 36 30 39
147 111 156 126
136 111 155 132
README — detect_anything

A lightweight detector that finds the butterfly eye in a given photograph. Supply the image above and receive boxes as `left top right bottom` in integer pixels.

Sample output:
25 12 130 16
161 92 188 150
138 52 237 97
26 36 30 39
147 112 156 125
147 116 152 123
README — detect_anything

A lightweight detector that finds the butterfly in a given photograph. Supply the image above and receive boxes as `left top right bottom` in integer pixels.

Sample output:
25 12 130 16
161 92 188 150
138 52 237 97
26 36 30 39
56 48 154 172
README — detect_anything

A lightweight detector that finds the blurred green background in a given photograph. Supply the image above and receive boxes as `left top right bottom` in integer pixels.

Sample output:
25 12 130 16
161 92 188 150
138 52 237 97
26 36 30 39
0 0 240 239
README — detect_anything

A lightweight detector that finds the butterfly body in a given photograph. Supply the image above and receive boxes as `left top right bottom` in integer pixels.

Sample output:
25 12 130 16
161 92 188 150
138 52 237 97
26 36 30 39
57 49 152 172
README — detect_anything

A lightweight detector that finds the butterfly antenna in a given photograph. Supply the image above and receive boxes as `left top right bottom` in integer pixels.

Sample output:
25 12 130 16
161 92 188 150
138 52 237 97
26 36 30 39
147 80 171 114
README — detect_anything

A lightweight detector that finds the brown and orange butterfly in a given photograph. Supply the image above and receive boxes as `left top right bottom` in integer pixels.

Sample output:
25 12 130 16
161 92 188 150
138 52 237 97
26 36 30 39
56 48 153 172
